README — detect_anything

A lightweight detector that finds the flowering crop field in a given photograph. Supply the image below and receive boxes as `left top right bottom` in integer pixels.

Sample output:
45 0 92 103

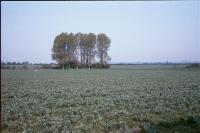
1 66 200 132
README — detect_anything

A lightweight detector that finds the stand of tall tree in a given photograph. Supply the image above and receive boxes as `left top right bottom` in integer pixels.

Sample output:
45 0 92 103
52 32 111 69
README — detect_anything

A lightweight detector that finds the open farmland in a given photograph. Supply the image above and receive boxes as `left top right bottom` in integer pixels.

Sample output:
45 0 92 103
1 66 200 132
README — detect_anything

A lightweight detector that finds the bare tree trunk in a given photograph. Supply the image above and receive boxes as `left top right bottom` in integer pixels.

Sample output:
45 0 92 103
88 49 91 70
76 49 79 70
89 60 90 70
76 59 79 70
63 50 65 70
77 55 79 70
101 53 103 67
89 56 90 70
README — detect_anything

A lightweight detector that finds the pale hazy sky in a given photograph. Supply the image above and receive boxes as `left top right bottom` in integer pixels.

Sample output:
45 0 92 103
1 1 200 63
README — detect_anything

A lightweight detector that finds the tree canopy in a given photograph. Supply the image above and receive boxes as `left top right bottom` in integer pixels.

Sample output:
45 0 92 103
52 32 111 69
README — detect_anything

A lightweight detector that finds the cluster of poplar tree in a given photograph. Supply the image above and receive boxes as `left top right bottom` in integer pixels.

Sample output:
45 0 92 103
52 32 111 69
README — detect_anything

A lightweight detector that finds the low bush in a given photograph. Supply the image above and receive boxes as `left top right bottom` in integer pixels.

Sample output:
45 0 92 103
41 64 53 69
186 63 200 68
22 65 28 70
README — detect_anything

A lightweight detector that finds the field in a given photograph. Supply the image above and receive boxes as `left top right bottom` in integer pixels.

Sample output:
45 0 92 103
1 65 200 132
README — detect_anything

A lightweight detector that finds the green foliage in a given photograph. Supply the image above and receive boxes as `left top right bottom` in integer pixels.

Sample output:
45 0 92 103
1 67 200 132
151 116 200 132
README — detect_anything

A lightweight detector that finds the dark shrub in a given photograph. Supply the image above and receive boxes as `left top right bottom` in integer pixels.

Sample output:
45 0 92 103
54 62 110 69
5 66 11 69
93 63 110 68
68 61 78 69
41 64 52 69
186 63 200 68
22 65 28 70
12 66 16 70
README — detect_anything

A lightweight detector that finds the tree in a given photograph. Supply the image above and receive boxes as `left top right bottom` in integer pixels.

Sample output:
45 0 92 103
79 33 88 66
52 32 111 69
65 33 75 69
22 62 29 65
12 62 16 65
97 33 111 67
52 32 68 69
86 33 96 69
74 32 83 69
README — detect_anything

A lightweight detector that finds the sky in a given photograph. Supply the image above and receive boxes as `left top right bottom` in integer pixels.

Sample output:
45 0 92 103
1 1 200 63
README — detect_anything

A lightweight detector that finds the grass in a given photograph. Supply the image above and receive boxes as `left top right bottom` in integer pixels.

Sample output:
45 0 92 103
1 65 200 132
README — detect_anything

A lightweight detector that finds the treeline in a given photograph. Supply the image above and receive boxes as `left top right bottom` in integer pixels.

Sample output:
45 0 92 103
52 32 111 69
1 62 28 70
1 61 30 65
1 62 56 70
1 65 28 70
